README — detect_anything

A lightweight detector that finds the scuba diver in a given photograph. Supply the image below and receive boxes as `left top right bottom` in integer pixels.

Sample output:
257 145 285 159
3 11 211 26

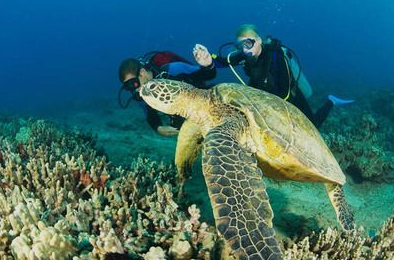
193 24 354 128
118 50 216 136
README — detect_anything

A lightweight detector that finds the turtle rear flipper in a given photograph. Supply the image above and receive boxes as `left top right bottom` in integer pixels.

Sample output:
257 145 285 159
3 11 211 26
202 121 282 260
325 183 355 231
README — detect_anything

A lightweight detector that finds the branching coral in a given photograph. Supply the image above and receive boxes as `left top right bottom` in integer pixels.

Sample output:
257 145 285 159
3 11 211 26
0 119 219 259
284 211 394 259
0 118 393 259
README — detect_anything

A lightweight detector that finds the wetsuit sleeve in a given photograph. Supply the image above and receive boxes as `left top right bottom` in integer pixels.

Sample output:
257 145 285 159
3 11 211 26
164 61 216 89
188 62 216 82
146 105 162 131
167 62 200 76
211 51 246 68
166 61 216 80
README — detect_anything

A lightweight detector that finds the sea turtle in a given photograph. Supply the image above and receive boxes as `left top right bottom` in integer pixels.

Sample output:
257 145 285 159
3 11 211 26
140 79 354 260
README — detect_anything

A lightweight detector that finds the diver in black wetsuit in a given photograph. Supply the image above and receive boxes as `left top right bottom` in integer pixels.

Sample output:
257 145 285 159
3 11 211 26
193 24 354 128
118 50 215 136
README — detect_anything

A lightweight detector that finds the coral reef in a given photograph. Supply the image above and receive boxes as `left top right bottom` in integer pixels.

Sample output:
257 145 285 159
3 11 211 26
323 114 394 182
369 90 394 124
322 110 394 182
0 119 218 259
284 211 394 260
308 88 394 183
0 117 393 259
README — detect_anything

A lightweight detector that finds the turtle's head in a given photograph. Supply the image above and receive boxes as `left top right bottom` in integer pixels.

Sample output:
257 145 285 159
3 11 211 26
140 79 194 115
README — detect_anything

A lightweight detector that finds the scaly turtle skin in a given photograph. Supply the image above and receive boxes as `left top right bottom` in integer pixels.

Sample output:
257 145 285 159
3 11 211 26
140 79 354 260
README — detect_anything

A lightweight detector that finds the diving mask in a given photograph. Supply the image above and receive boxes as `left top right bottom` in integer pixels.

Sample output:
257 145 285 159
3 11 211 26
122 76 141 91
118 75 142 108
235 38 256 50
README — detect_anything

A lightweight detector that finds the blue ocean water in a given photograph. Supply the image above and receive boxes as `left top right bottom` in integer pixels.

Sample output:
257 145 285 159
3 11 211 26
1 2 394 258
0 0 393 112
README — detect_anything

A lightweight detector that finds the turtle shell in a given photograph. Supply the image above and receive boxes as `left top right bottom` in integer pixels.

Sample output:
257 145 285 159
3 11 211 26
213 83 345 184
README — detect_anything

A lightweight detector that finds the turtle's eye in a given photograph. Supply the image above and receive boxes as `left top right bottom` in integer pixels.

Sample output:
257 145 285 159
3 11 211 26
148 83 157 91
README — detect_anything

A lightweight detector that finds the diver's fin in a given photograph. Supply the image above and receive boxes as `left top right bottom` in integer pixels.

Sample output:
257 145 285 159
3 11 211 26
328 94 355 106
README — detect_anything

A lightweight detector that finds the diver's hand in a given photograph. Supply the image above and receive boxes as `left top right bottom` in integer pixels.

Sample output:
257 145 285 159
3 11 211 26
193 44 213 67
157 126 180 137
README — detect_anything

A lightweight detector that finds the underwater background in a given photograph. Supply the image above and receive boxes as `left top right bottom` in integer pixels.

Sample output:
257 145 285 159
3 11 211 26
1 0 394 259
1 0 394 111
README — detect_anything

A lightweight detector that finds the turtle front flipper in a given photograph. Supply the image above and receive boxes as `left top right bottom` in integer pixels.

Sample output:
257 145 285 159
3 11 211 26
175 120 204 197
325 183 355 231
202 122 282 260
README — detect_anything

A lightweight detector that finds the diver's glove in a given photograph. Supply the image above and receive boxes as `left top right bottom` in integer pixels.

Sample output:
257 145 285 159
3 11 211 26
328 94 355 106
157 126 180 137
193 44 213 67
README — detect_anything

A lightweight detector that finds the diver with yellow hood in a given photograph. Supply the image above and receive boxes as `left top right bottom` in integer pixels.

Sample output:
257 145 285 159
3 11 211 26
193 24 354 128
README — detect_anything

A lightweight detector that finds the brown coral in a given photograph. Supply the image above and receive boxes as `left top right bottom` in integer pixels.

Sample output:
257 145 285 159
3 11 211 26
76 169 109 189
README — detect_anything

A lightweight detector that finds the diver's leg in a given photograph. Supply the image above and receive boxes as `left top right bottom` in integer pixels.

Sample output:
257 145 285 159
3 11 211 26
324 183 355 231
175 119 203 197
314 95 355 127
289 88 315 123
290 88 333 128
313 100 333 128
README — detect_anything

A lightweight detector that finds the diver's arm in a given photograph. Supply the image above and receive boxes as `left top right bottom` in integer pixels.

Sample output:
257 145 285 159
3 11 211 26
165 61 217 88
189 62 216 81
166 61 215 79
211 51 246 68
193 43 245 68
146 104 179 136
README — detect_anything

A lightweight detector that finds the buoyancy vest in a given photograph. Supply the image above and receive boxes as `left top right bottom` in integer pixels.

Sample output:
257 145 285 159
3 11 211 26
243 38 295 99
